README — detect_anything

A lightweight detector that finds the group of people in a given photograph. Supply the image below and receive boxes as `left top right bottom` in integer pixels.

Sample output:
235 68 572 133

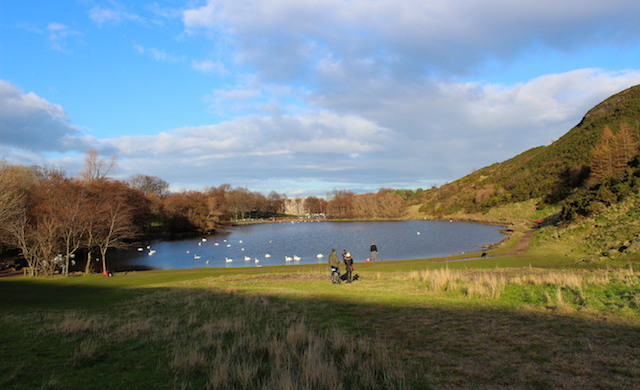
328 242 378 284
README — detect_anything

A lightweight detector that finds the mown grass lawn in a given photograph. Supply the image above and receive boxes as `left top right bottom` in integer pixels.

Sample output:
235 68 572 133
1 254 639 389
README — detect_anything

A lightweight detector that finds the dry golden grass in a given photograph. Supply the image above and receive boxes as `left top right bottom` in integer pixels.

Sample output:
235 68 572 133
42 288 405 389
54 311 106 334
404 266 637 295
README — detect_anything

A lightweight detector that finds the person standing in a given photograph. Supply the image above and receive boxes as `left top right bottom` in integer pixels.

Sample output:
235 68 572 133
370 242 378 261
328 249 341 283
343 252 354 283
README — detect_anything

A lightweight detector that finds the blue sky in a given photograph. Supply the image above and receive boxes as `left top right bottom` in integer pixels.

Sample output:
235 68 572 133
1 0 640 197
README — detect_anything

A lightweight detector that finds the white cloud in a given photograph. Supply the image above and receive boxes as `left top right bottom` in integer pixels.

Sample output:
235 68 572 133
0 81 91 152
133 45 186 63
89 5 143 25
191 59 227 74
96 69 640 195
183 0 640 81
46 22 81 52
106 110 390 158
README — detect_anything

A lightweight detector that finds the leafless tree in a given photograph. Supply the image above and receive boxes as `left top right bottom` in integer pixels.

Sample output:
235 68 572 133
79 149 116 182
128 174 170 198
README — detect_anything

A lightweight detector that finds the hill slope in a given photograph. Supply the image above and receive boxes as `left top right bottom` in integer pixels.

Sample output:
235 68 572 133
417 84 640 216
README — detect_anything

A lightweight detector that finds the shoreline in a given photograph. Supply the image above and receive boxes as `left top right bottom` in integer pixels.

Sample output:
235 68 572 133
5 216 525 278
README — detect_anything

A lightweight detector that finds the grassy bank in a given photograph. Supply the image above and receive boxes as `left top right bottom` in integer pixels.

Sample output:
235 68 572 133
1 255 639 389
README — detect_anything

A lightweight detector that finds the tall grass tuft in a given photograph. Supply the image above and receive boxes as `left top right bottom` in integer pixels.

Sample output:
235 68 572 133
55 311 105 334
71 338 99 367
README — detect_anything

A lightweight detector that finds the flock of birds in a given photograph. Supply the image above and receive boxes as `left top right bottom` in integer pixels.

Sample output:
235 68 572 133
138 237 326 268
138 229 427 268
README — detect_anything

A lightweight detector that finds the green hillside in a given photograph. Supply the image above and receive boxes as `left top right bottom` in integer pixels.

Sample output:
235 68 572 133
418 84 640 216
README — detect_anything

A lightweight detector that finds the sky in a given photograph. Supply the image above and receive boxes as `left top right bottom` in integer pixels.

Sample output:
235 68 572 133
1 0 640 197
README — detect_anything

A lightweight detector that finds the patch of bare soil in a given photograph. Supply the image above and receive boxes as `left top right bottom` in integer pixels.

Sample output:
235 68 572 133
505 229 535 255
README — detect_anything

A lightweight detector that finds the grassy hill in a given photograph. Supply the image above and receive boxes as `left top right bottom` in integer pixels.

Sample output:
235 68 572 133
417 84 640 217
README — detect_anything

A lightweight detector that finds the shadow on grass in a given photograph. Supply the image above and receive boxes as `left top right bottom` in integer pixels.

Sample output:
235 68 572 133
0 277 639 389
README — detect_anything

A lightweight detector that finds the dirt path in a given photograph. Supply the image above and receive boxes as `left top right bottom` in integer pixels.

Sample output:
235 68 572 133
504 229 536 255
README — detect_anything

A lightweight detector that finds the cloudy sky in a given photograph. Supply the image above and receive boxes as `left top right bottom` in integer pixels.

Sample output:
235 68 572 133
2 1 640 196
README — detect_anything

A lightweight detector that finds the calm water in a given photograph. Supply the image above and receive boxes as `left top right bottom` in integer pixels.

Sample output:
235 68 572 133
109 220 505 270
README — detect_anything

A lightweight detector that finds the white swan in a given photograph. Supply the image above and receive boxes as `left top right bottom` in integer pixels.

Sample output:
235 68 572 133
244 256 251 261
194 255 201 260
285 256 293 262
293 255 301 261
264 254 271 258
225 257 233 263
316 254 323 258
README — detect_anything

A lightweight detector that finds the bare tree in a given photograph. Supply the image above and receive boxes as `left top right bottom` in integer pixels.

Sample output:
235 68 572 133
327 190 355 218
0 163 27 246
56 181 91 276
79 149 116 182
226 187 253 220
128 174 170 197
304 196 327 215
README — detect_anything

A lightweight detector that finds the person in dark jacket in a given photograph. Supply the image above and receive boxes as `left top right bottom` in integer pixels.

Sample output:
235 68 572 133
370 242 378 261
343 252 354 283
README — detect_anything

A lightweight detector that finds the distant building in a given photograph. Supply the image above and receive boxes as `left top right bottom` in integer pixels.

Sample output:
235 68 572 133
283 198 305 216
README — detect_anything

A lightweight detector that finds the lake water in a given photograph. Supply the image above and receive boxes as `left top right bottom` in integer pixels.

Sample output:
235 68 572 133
109 220 505 271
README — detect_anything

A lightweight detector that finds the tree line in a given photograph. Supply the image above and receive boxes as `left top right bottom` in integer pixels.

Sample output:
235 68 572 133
0 151 408 276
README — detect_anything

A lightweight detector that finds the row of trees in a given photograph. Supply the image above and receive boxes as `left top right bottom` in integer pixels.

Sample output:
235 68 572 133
0 164 148 277
0 152 411 276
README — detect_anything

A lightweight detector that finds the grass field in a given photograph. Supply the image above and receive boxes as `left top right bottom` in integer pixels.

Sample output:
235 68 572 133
1 244 640 389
